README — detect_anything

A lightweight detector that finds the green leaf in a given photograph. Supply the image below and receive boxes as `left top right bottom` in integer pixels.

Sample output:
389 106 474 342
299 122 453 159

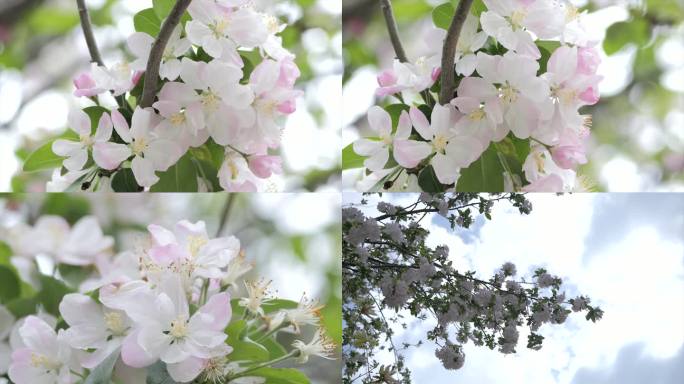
418 165 445 192
191 158 221 192
384 104 410 130
146 361 178 384
150 153 198 192
261 336 289 359
27 7 79 34
470 0 487 17
0 266 20 303
456 143 505 192
37 275 73 316
5 297 39 318
603 19 650 55
152 0 174 19
84 348 120 384
342 143 366 170
134 8 161 37
432 3 455 30
249 367 310 384
23 141 63 172
111 168 141 192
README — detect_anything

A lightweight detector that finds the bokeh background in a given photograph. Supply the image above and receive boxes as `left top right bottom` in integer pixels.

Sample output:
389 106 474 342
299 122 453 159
0 192 342 383
342 0 684 191
0 0 342 192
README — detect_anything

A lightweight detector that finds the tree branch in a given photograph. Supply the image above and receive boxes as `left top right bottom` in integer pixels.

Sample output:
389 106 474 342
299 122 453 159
379 0 407 63
76 0 104 66
139 0 192 108
438 0 474 105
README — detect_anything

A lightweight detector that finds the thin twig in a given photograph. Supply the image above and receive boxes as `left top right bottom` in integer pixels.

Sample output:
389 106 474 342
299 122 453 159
140 0 192 108
379 0 407 63
438 0 474 104
216 194 237 236
76 0 104 66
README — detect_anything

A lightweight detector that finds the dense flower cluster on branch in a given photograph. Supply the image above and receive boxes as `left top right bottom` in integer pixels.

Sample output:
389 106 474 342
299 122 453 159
0 216 333 383
42 0 301 192
342 193 603 383
349 0 602 192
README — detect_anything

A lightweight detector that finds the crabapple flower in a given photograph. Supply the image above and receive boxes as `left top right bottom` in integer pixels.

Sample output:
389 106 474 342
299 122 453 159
146 220 240 282
292 329 335 363
179 58 254 146
409 105 483 184
59 294 132 368
475 52 550 139
284 296 323 333
153 82 206 146
451 76 505 144
73 72 104 97
376 56 441 97
186 0 267 62
128 27 190 80
218 150 261 192
480 0 564 59
353 107 431 171
52 108 114 171
110 107 183 187
8 316 82 384
435 342 465 370
522 145 575 191
248 155 282 178
449 14 488 76
239 280 271 316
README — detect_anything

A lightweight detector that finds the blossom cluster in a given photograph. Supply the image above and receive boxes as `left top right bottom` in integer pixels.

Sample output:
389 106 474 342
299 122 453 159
342 194 602 380
1 217 333 383
50 0 301 192
352 0 602 192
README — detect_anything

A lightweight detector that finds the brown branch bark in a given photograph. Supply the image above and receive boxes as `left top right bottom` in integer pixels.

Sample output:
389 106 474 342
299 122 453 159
76 0 104 66
378 0 407 63
139 0 192 108
438 0 474 105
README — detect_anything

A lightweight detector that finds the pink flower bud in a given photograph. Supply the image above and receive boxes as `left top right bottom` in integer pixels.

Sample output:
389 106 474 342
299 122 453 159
579 86 599 105
431 67 442 82
551 145 587 169
277 58 300 88
377 69 397 87
73 72 98 97
132 70 144 86
248 155 282 178
577 46 600 75
277 99 297 114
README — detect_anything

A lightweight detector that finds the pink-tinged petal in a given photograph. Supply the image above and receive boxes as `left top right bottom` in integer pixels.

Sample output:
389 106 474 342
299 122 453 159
93 113 113 142
59 294 104 328
93 142 132 170
149 244 186 266
353 139 383 157
110 109 132 143
512 29 540 59
248 155 282 178
394 111 412 139
121 331 156 368
377 69 397 87
153 100 180 118
147 224 176 246
166 357 205 383
250 59 279 95
367 106 392 137
158 82 199 104
579 86 599 105
446 136 484 168
393 140 432 168
52 139 82 157
431 153 458 185
522 173 563 191
364 147 389 171
457 77 498 100
430 104 453 135
130 107 154 139
68 108 91 136
451 96 480 114
197 292 231 331
409 107 432 140
131 156 158 187
146 139 183 171
19 316 57 353
63 148 88 171
547 45 577 84
577 46 600 75
277 99 297 114
431 66 442 82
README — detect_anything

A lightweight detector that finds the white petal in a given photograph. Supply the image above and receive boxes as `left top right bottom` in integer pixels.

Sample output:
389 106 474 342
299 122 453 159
93 113 113 142
364 148 389 171
68 108 91 136
431 153 459 185
93 142 132 170
353 139 383 157
63 149 88 171
52 140 82 157
393 140 432 168
131 156 158 187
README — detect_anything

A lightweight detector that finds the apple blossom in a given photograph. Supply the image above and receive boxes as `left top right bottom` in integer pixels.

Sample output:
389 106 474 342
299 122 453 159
128 27 191 81
52 108 114 171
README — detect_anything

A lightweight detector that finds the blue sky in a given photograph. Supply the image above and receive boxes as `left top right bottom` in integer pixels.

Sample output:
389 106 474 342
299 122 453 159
343 193 684 384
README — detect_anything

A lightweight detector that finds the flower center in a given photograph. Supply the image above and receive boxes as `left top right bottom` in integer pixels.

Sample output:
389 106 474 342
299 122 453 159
510 10 526 29
80 134 94 147
187 235 207 257
501 83 519 104
433 134 448 153
104 312 127 336
256 99 277 115
170 112 186 126
201 90 221 111
534 151 546 173
30 353 60 370
131 137 148 156
381 134 393 146
210 19 229 38
169 317 188 339
264 15 280 34
468 108 486 121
